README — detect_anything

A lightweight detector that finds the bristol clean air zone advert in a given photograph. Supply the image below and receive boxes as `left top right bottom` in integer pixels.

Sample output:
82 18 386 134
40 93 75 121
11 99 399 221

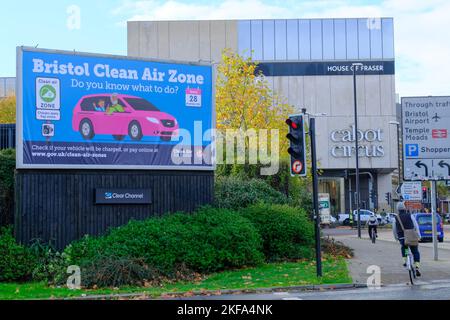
16 47 214 170
402 96 450 181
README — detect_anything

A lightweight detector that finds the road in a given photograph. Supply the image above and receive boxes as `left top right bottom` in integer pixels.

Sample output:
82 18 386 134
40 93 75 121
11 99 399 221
178 225 450 300
179 280 450 300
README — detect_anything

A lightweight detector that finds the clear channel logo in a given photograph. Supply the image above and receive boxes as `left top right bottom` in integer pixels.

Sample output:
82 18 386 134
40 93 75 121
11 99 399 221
104 192 113 199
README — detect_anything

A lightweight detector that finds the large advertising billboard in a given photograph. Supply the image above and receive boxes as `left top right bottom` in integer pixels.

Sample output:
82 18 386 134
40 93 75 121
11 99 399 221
16 47 214 170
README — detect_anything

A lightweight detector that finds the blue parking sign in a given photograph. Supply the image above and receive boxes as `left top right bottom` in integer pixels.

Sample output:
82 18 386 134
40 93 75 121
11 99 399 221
405 144 419 157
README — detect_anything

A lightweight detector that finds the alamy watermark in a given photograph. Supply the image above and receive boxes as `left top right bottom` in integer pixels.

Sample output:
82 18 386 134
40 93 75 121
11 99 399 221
66 5 81 31
66 265 81 290
170 122 283 176
366 265 382 289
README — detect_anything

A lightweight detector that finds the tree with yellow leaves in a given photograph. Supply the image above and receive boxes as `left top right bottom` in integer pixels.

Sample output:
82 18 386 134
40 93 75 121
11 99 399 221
215 49 293 157
0 96 16 124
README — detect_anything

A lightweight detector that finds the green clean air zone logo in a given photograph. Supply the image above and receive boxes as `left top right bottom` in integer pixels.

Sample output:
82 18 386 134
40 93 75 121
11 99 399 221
39 84 57 103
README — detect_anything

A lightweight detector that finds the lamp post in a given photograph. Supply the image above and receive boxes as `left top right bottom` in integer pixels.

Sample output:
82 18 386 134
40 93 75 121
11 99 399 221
389 120 402 185
352 63 363 238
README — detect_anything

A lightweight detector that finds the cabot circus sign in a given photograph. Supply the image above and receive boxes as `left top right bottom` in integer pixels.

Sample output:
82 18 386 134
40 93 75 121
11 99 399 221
330 125 385 158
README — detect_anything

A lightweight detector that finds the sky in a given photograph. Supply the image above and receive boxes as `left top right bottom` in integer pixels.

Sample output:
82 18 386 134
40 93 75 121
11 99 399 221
1 0 449 97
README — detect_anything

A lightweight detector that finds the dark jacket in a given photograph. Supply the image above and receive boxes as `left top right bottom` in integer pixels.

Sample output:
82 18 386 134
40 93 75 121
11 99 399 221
393 210 420 240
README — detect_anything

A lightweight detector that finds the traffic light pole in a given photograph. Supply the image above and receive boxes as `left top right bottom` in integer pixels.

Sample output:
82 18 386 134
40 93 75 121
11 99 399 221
309 117 322 277
431 181 439 261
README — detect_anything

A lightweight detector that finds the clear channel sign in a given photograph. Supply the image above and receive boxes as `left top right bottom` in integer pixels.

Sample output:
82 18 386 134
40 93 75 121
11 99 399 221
402 96 450 181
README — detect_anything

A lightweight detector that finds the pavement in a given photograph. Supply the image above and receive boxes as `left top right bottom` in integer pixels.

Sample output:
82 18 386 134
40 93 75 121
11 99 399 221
325 225 450 285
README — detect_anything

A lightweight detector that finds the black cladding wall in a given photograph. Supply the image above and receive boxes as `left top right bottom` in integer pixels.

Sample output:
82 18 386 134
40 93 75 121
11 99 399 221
15 170 214 249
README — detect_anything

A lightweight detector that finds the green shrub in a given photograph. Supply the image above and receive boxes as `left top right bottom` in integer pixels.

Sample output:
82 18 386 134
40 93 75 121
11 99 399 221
214 176 288 210
215 161 313 211
240 204 315 262
29 239 69 285
0 149 15 227
65 207 264 279
183 207 264 271
0 226 37 282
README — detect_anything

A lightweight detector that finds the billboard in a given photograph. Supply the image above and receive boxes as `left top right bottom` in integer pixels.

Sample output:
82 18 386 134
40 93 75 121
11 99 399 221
402 96 450 180
16 47 214 170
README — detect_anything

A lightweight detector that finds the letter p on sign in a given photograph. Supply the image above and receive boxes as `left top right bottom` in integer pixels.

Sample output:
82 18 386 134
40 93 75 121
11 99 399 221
406 144 419 157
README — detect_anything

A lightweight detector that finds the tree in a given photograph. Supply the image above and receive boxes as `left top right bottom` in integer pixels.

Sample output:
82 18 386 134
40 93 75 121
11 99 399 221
215 49 293 153
0 96 15 124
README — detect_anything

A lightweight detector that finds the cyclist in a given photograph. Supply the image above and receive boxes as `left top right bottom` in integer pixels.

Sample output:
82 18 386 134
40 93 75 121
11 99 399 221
392 202 422 276
366 214 379 240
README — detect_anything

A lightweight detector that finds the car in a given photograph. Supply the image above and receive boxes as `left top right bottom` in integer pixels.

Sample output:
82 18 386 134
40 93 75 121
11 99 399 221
339 209 383 226
72 94 179 141
414 213 444 243
384 213 397 225
445 213 450 224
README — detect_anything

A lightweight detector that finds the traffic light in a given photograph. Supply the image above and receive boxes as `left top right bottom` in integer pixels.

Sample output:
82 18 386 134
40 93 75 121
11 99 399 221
422 187 429 203
286 114 307 176
385 192 391 205
370 189 377 204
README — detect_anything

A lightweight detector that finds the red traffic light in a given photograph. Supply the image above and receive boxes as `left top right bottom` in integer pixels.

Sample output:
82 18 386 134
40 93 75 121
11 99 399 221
286 118 299 129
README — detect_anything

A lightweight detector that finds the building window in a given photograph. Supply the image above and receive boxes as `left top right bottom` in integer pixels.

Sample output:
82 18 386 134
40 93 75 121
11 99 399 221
358 18 371 59
238 20 251 58
310 19 323 60
263 20 275 60
334 19 347 60
346 19 359 59
382 18 395 59
299 19 311 60
251 20 263 61
322 19 335 60
287 19 299 60
275 20 287 60
370 19 383 59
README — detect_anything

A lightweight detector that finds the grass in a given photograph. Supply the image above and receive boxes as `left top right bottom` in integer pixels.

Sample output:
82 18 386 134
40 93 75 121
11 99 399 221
0 257 351 300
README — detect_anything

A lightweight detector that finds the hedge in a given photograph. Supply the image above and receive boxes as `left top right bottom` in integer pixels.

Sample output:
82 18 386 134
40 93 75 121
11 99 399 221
240 203 315 262
65 207 264 276
215 161 313 212
0 227 37 282
214 176 288 210
0 149 15 227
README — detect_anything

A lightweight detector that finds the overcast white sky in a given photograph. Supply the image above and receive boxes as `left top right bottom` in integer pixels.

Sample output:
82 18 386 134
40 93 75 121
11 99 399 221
1 0 449 97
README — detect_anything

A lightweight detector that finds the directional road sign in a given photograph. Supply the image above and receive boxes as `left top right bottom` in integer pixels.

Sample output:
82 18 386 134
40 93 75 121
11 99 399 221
400 181 422 201
402 96 450 181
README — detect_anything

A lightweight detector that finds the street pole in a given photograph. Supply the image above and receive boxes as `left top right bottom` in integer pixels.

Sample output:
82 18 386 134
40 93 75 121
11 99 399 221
309 117 322 277
431 180 439 261
397 123 402 184
352 63 362 238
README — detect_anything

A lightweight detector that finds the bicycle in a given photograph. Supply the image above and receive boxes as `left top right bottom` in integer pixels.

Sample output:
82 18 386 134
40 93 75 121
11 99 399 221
370 227 376 244
405 247 416 284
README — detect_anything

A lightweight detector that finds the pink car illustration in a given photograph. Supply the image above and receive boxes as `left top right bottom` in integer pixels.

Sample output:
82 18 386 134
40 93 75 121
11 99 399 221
72 94 179 141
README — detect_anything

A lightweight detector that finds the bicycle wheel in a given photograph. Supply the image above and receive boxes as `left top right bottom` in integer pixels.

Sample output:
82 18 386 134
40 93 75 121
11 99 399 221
408 268 414 285
408 254 416 284
371 230 376 244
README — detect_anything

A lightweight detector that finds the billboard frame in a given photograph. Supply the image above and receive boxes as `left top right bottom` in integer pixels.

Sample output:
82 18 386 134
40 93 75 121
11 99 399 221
16 46 216 171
